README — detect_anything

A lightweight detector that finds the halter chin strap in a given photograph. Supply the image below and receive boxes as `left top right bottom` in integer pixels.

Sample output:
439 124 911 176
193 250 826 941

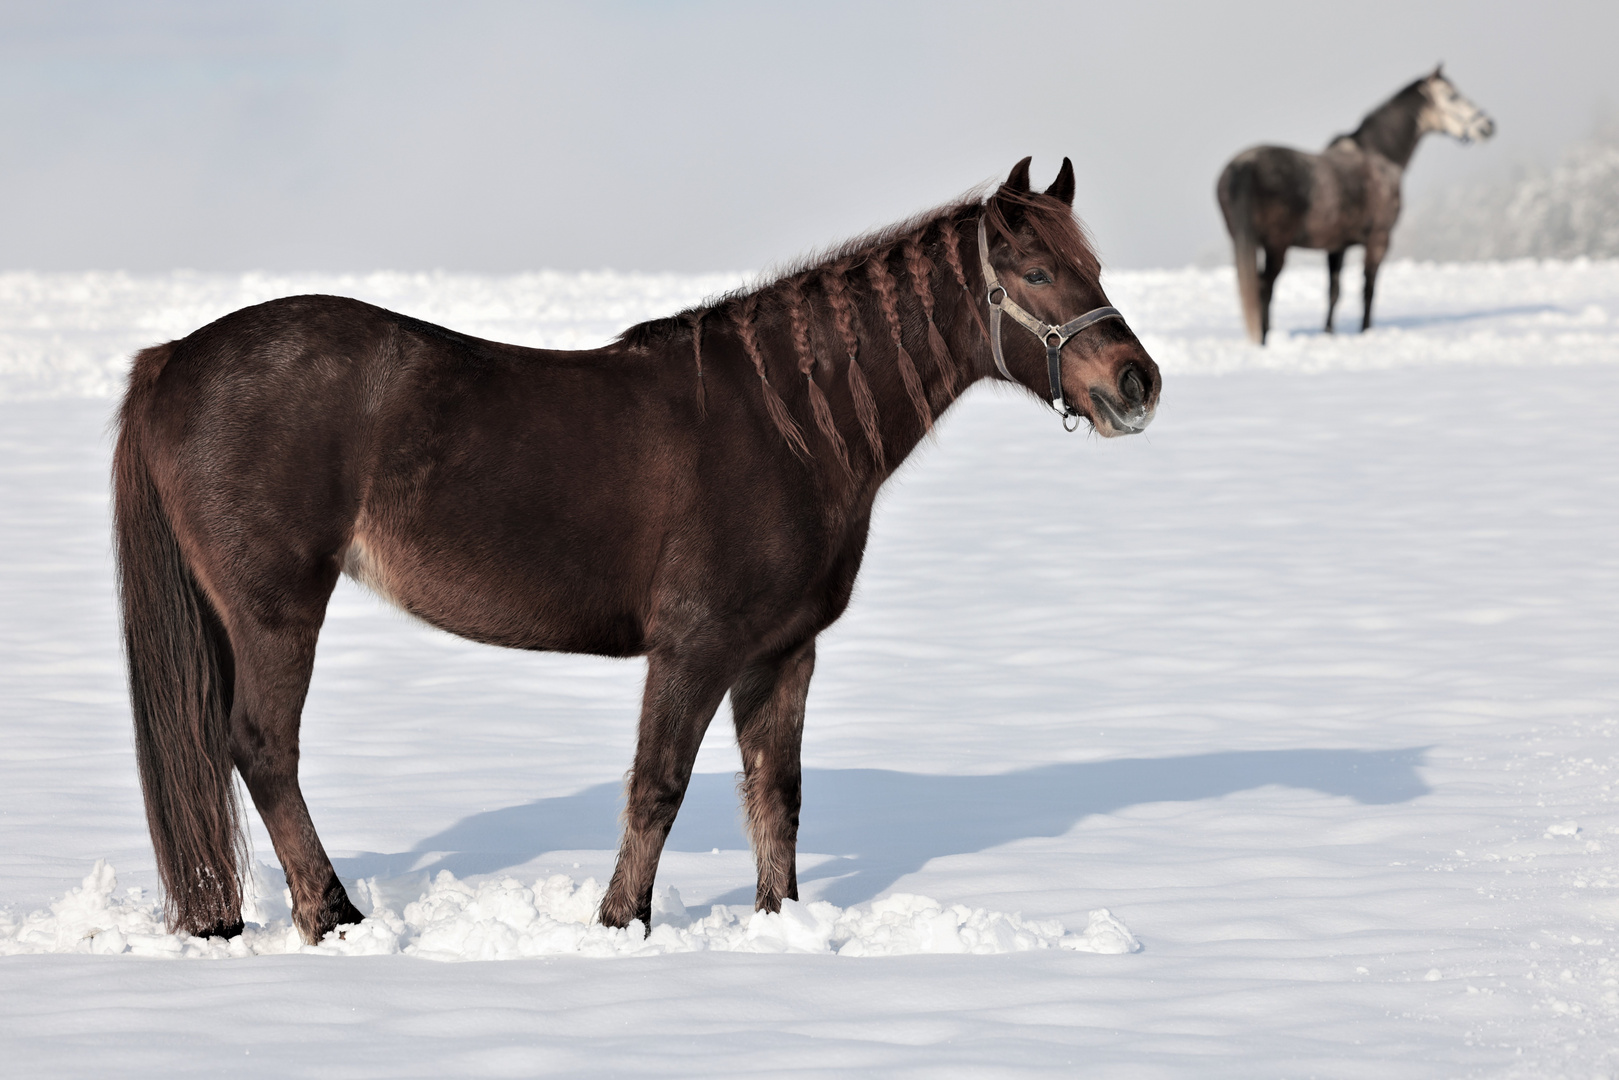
977 216 1125 429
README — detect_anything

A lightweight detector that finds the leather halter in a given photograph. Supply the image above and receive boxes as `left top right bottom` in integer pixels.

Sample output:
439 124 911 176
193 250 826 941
977 216 1125 431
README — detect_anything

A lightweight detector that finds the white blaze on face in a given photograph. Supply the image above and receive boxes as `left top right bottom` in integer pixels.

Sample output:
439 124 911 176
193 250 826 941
1420 76 1496 142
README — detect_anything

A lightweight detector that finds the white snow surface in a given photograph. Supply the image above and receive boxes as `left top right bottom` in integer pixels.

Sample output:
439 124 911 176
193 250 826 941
0 860 1137 961
1 260 1618 1076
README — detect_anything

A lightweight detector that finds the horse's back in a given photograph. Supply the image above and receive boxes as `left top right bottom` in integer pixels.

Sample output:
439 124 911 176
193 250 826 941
125 296 654 648
128 294 521 536
1220 140 1397 252
123 294 823 658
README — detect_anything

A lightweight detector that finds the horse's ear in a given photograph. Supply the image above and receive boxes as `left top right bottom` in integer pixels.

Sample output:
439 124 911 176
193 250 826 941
1432 62 1445 79
1004 156 1033 194
1043 157 1076 207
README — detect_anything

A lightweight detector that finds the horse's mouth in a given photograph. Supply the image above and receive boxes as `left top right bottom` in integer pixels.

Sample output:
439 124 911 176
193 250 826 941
1089 390 1154 436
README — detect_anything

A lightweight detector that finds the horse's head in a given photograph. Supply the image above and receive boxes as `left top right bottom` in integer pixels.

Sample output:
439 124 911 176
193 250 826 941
1418 65 1496 144
980 157 1160 437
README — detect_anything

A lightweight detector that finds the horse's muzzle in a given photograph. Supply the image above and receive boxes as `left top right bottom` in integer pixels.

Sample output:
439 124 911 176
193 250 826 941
1086 361 1156 436
1089 389 1155 436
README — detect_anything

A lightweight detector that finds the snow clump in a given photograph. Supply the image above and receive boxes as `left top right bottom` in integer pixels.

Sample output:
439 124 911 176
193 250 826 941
0 862 1140 961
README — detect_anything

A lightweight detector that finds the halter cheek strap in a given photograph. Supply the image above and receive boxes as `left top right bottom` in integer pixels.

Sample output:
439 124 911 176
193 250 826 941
977 216 1125 429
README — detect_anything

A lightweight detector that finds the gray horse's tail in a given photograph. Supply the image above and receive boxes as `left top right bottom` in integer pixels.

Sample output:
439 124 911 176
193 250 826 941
1220 164 1264 344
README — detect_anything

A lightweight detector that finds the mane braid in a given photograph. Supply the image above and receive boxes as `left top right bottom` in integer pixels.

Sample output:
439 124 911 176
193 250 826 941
902 231 959 396
685 310 706 418
734 293 810 460
783 278 851 477
822 268 885 471
939 223 990 347
866 252 933 432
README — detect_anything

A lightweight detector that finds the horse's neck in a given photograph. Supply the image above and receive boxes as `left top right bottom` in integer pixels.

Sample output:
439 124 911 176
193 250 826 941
937 216 998 390
1351 91 1423 169
839 223 992 481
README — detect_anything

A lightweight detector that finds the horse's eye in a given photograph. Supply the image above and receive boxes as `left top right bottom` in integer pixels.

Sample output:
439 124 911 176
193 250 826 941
1024 269 1052 285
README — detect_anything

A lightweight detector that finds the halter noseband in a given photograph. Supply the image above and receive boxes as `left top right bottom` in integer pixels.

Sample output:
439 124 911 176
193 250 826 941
977 216 1125 431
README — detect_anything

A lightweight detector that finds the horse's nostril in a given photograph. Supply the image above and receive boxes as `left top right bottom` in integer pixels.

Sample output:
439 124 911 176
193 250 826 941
1119 366 1145 408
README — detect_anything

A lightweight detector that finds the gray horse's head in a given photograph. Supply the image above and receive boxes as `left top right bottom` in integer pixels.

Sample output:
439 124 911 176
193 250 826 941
1419 65 1496 143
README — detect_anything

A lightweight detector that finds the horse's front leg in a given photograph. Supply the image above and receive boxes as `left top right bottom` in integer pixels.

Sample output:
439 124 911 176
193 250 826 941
599 646 737 931
731 638 815 912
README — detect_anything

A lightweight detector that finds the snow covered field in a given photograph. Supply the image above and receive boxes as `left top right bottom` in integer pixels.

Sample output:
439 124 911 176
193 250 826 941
1 259 1617 1076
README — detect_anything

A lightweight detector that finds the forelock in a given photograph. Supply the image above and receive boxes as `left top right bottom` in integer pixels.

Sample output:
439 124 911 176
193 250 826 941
985 186 1102 283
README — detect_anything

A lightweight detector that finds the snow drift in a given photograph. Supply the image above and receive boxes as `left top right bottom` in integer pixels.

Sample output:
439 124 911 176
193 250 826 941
0 862 1139 960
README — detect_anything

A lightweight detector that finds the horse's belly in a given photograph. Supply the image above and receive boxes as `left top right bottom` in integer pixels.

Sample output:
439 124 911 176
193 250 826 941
338 531 646 656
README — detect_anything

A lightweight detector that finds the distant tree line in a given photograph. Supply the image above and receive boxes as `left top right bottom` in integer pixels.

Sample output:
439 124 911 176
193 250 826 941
1397 125 1619 261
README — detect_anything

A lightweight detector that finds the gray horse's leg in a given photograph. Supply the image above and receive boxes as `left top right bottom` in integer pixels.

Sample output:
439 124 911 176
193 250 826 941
1259 245 1287 344
1325 249 1345 333
1362 234 1389 331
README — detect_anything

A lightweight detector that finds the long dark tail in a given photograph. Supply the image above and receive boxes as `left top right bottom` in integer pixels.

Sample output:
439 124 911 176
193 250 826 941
1221 164 1264 344
113 343 245 936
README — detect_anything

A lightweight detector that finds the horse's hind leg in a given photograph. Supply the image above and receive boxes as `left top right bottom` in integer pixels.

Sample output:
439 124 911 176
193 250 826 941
600 646 738 931
731 639 815 912
1325 249 1345 333
1259 245 1287 343
218 562 363 944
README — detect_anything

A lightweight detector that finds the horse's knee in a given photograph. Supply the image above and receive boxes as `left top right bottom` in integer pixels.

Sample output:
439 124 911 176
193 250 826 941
624 769 689 830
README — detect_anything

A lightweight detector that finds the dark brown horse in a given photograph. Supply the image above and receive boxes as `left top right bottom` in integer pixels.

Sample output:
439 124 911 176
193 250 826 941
113 158 1160 944
1217 66 1494 343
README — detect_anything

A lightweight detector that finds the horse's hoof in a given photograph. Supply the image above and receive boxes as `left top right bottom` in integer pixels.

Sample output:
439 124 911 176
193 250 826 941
295 882 367 944
598 895 652 936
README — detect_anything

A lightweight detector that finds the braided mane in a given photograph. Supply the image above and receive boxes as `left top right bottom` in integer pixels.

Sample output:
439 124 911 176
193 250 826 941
618 185 1098 474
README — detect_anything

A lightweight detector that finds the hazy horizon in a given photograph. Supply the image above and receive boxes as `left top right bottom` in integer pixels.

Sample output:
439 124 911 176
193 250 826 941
3 1 1616 274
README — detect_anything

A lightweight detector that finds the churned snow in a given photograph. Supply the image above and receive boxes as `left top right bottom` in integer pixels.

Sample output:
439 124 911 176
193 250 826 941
0 860 1138 961
1 260 1617 1077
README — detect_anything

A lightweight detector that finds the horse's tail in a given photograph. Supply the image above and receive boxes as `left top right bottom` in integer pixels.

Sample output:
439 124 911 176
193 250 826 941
113 343 245 937
1220 161 1264 344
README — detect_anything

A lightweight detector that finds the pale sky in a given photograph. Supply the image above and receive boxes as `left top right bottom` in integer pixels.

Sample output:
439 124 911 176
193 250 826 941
3 0 1616 272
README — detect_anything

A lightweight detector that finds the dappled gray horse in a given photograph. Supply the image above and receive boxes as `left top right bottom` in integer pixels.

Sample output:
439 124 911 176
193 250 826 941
1217 66 1494 343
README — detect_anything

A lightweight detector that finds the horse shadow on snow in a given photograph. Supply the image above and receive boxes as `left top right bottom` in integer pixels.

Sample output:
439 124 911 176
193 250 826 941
334 747 1430 908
